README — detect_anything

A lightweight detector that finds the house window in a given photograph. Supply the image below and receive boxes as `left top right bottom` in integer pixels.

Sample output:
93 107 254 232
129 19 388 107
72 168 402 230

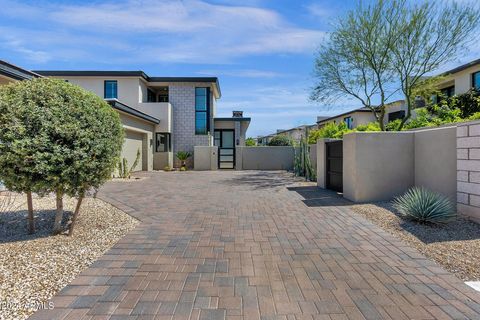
440 86 455 98
472 72 480 90
344 116 353 129
147 89 156 102
155 133 171 152
158 87 169 102
195 87 210 135
388 110 405 122
104 80 118 99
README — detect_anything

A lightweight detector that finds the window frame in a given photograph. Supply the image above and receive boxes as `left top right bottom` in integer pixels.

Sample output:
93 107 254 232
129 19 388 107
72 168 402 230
344 116 353 130
472 71 480 90
147 89 156 102
195 87 210 135
155 132 171 153
157 86 169 103
104 80 118 99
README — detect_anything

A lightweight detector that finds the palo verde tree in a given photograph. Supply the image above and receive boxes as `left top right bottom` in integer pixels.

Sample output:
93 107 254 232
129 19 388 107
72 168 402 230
392 0 480 130
312 0 480 131
312 0 402 130
0 78 124 235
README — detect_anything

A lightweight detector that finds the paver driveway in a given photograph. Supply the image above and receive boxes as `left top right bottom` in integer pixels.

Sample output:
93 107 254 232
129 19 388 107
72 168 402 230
31 171 480 320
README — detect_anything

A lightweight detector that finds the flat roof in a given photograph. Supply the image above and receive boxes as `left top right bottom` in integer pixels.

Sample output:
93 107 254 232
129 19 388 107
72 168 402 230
33 70 221 98
214 117 251 122
441 58 480 76
106 99 160 124
0 60 42 81
317 107 372 124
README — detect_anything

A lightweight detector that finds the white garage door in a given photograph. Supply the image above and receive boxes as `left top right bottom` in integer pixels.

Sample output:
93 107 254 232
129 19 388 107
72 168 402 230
122 130 144 172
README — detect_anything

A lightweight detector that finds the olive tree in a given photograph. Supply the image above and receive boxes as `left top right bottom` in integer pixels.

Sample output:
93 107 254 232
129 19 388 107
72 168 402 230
0 78 124 235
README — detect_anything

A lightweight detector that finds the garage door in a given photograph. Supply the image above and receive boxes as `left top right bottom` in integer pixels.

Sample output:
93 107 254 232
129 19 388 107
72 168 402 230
122 130 144 172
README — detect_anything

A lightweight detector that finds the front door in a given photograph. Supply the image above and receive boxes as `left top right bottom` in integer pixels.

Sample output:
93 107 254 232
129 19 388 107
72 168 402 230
214 129 235 169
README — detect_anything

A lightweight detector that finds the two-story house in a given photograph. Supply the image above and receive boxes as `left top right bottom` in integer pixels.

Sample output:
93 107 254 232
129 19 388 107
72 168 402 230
0 60 251 171
436 58 480 98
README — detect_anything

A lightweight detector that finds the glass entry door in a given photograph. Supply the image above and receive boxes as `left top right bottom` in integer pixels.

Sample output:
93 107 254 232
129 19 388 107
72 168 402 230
214 129 235 169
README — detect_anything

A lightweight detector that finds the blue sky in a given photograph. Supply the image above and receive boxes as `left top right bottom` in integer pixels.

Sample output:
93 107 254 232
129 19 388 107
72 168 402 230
1 0 478 137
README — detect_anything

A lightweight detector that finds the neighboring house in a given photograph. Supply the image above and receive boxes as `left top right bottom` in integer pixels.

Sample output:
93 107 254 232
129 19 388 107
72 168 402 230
256 134 275 146
435 58 480 98
257 123 317 146
317 100 407 129
0 60 251 171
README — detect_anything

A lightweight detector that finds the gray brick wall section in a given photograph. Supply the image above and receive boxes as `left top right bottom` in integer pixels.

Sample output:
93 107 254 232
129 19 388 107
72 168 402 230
169 83 215 167
457 119 480 222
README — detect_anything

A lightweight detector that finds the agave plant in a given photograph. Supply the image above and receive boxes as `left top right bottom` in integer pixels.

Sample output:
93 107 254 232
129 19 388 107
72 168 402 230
393 187 456 224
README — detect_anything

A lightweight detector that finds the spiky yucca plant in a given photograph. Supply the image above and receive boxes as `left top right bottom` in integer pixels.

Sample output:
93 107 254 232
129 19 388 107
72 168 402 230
393 187 456 224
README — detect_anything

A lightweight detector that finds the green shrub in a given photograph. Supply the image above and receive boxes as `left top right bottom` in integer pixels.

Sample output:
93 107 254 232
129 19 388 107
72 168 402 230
267 135 293 146
393 187 455 224
469 112 480 120
308 122 351 143
355 122 381 132
0 78 124 235
245 137 256 146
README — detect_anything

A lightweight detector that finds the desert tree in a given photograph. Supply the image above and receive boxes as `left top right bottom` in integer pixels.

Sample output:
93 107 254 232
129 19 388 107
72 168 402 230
312 0 403 130
392 1 480 129
0 78 124 235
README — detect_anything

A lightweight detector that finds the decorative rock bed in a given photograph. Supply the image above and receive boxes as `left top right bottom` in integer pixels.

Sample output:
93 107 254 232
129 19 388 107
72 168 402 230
0 192 139 320
350 202 480 281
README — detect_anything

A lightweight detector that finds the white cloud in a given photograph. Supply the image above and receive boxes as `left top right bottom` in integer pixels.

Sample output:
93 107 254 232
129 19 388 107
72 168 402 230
0 0 326 64
305 3 333 18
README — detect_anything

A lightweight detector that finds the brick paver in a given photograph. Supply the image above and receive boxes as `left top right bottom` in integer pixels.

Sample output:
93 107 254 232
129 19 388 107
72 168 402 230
30 171 480 319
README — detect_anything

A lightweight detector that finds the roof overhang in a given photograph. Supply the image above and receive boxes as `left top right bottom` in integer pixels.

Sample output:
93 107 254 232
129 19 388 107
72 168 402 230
106 99 160 124
0 60 42 81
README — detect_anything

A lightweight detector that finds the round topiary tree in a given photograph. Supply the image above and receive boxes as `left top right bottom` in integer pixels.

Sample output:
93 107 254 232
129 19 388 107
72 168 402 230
0 78 124 235
267 135 293 146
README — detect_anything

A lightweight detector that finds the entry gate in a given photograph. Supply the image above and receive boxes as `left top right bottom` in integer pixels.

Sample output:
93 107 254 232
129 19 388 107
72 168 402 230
326 140 343 192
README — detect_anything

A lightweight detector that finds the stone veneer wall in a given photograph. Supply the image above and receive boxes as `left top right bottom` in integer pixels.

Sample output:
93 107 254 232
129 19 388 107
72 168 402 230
457 120 480 222
169 83 214 167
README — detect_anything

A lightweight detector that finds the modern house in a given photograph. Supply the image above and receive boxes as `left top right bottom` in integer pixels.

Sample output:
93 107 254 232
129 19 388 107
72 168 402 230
317 100 407 129
0 60 251 171
435 58 480 98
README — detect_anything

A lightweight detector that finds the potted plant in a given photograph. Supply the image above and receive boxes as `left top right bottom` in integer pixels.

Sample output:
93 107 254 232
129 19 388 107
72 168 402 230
176 151 192 170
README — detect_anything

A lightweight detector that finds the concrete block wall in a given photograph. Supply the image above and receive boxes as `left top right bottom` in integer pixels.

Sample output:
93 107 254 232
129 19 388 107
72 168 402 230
169 83 213 167
457 120 480 222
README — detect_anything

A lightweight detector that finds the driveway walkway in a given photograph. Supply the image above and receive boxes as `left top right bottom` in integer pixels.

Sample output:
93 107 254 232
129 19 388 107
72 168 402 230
31 171 480 319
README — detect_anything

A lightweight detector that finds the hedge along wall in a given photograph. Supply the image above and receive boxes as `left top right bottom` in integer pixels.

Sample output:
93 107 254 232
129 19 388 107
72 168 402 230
317 126 457 203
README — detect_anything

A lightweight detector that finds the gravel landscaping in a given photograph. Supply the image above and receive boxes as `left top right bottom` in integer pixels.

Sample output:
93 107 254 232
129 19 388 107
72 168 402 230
350 202 480 281
0 192 139 320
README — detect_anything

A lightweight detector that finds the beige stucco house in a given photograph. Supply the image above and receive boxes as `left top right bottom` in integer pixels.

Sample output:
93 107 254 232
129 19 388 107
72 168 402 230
436 58 480 97
0 60 251 171
317 100 407 129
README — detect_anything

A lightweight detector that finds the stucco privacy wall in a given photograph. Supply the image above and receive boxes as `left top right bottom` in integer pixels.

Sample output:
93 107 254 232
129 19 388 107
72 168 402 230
343 132 415 202
322 126 457 202
194 146 218 171
236 146 295 170
457 120 480 222
414 127 457 201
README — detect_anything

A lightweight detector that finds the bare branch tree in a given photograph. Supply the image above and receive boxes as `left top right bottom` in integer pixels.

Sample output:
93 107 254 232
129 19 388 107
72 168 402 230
391 1 480 129
312 0 403 130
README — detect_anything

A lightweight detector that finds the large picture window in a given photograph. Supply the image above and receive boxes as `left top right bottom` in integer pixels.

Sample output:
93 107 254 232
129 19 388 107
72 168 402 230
155 133 171 152
195 87 210 135
473 72 480 90
104 80 118 99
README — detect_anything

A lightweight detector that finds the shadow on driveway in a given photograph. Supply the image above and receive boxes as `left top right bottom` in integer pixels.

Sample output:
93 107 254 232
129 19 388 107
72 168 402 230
287 186 352 207
218 171 304 190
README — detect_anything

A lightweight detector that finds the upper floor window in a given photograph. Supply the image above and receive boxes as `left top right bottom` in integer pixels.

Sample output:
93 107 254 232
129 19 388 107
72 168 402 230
147 89 156 102
104 80 118 99
195 87 210 135
472 72 480 90
158 86 169 102
344 116 353 129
